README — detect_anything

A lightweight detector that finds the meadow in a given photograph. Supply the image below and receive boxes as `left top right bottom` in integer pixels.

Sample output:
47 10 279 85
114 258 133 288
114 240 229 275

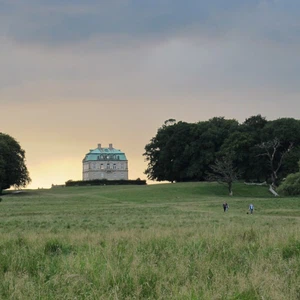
0 182 300 299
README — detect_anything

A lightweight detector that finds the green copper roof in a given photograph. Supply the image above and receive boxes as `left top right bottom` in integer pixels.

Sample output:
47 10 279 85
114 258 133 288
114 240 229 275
83 146 127 162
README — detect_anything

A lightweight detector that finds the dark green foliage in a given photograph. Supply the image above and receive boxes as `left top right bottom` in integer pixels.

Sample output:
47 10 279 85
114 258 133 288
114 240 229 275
277 172 300 196
65 179 147 187
144 116 300 185
0 133 31 194
144 117 239 182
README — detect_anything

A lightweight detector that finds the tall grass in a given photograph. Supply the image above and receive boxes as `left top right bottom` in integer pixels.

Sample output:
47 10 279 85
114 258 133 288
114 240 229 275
0 183 299 299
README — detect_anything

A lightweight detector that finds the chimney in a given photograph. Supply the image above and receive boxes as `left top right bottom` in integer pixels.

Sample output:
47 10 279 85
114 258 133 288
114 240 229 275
109 143 113 149
98 143 102 149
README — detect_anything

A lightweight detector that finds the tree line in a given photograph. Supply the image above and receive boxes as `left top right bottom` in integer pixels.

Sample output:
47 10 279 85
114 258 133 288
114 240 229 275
1 115 300 195
143 115 300 189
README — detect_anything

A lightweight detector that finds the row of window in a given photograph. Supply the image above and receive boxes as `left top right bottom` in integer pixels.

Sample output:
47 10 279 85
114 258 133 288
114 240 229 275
84 163 127 170
97 155 120 160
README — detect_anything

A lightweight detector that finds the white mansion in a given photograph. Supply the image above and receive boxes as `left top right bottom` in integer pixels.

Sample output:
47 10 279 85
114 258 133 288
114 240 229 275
82 144 128 181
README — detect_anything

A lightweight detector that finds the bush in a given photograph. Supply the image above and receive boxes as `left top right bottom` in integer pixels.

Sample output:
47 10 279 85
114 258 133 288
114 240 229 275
65 179 147 187
277 172 300 196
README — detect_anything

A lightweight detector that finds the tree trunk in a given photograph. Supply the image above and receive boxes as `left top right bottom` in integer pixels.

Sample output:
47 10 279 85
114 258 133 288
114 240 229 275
271 172 278 187
269 185 279 196
228 182 233 196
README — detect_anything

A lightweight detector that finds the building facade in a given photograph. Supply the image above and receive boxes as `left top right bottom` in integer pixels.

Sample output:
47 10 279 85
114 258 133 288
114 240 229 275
82 144 128 181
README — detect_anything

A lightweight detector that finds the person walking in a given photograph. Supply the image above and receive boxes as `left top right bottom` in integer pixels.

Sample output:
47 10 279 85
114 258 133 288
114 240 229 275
249 203 254 214
223 202 227 212
223 202 229 212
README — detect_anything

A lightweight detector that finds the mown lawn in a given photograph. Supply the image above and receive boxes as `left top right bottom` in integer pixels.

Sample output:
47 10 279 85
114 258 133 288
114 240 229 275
0 182 299 299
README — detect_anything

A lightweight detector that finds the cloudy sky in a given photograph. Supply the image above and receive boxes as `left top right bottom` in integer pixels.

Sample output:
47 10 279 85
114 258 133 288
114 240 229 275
1 0 300 188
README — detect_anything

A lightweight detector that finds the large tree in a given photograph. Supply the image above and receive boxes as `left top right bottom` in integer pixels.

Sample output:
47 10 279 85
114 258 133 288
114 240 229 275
258 118 300 186
220 115 269 182
257 138 293 187
143 118 238 182
206 155 241 196
143 120 197 182
0 133 31 194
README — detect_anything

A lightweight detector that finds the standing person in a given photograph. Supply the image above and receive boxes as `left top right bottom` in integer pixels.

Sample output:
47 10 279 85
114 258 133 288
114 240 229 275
223 202 227 212
249 203 254 214
226 202 229 211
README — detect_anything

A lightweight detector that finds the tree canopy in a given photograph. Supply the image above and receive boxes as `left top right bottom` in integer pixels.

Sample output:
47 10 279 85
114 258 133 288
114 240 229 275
143 115 300 185
0 133 31 194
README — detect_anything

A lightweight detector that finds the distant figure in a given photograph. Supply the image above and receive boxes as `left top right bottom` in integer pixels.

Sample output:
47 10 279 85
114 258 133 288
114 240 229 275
249 204 254 214
223 202 229 212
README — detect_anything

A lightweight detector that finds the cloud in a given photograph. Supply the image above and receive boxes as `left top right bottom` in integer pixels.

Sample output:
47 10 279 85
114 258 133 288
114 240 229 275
0 0 299 59
1 0 300 105
0 0 261 45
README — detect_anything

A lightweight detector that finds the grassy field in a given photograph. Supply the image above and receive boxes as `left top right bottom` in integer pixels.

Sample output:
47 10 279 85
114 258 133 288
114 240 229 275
0 182 300 299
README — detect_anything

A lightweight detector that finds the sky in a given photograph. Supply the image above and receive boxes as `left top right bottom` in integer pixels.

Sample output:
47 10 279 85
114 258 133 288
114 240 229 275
1 0 300 189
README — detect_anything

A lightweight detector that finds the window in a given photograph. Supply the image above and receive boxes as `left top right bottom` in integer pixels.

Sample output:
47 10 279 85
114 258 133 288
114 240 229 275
121 163 124 170
113 164 116 170
107 163 110 169
100 164 104 170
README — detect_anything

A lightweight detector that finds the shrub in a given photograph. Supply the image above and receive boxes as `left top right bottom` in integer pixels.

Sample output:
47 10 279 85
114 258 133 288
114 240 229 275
277 172 300 196
65 179 147 186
